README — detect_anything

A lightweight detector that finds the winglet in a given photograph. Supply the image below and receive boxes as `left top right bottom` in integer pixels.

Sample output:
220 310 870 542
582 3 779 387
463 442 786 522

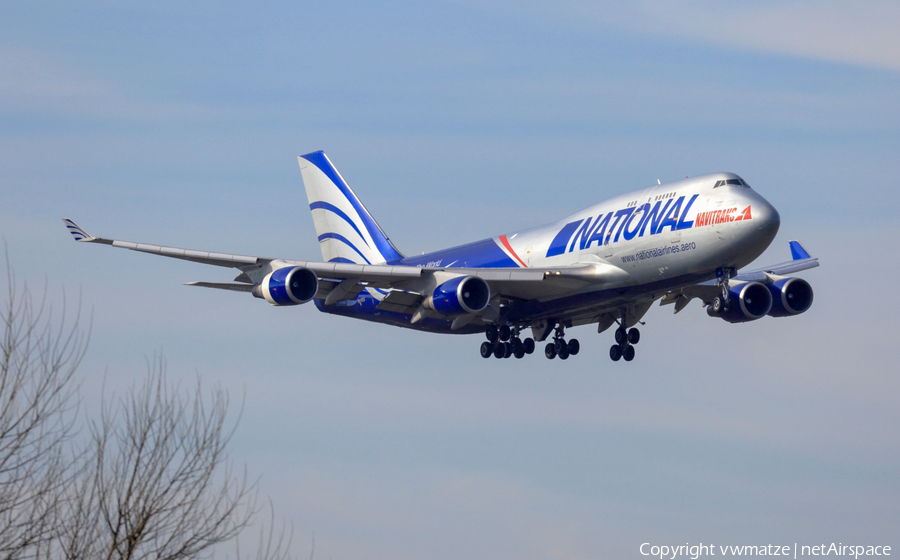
62 218 97 242
789 240 811 260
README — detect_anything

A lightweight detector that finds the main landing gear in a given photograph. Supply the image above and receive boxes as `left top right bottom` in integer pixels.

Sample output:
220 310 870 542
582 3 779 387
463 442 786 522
609 320 640 362
479 322 580 361
480 325 535 359
543 323 579 360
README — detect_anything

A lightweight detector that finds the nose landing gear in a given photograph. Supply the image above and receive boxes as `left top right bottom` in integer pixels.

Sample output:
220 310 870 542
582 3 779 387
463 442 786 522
710 266 737 313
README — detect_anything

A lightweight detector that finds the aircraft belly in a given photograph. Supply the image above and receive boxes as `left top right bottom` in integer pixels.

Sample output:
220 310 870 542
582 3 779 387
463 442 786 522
313 298 481 334
507 269 713 323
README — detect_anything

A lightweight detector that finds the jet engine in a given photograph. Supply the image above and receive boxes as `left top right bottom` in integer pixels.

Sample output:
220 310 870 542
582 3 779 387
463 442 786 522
424 276 490 316
252 266 319 305
767 277 814 317
707 281 773 323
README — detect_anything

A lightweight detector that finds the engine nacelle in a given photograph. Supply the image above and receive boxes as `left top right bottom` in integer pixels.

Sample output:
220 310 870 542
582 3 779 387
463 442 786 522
707 281 773 323
767 277 814 317
252 266 318 306
424 276 490 316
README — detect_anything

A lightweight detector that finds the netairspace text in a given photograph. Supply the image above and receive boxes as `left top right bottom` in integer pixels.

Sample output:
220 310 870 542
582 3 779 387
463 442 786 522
639 543 891 559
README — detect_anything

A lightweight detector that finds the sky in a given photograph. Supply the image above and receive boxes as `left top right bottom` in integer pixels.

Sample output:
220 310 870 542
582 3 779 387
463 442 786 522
2 1 899 558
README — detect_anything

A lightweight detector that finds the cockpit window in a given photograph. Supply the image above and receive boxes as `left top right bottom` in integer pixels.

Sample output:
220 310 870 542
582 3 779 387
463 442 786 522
714 178 750 188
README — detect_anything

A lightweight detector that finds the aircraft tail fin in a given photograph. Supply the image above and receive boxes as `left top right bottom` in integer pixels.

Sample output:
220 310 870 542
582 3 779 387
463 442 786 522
298 151 404 265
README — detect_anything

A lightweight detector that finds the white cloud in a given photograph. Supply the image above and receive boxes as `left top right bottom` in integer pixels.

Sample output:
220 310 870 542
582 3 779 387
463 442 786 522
591 0 900 71
0 45 97 96
0 44 109 111
0 43 225 122
465 0 900 71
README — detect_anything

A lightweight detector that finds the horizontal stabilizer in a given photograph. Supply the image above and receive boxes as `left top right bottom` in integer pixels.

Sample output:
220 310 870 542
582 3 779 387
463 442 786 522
185 282 254 292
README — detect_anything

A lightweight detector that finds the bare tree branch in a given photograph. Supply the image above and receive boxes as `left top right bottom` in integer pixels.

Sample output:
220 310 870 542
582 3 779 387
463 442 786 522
2 251 302 560
233 500 298 560
0 249 87 558
57 356 258 560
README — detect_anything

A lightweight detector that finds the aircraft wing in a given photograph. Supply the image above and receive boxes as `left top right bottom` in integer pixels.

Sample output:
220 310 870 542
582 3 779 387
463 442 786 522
728 240 819 281
64 218 263 267
444 262 629 300
666 240 819 310
63 218 425 285
62 219 819 332
62 219 620 298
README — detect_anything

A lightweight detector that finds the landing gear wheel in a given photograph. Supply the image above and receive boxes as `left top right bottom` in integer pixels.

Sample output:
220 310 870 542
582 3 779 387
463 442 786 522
711 296 725 313
610 344 622 361
493 344 505 359
567 339 580 355
545 343 557 359
554 340 566 355
524 338 535 354
504 343 513 359
486 325 498 342
558 344 570 360
514 347 525 359
623 345 635 361
627 328 640 345
615 327 627 346
511 338 523 354
499 325 511 341
480 341 493 358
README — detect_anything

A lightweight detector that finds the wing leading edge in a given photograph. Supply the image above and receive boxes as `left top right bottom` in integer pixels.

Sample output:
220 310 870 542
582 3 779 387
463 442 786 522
665 240 819 310
61 219 618 301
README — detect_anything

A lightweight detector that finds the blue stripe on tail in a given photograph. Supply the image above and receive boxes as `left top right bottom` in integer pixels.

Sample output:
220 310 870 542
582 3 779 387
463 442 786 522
317 233 373 264
309 201 369 247
301 151 404 262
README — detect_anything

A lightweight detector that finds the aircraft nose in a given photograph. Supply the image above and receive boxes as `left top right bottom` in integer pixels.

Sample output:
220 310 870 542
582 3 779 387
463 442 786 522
728 193 779 259
754 199 781 234
744 195 780 254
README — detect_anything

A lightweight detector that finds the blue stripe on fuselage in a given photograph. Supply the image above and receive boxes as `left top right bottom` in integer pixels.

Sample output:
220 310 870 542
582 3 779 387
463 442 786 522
397 238 517 268
546 219 583 257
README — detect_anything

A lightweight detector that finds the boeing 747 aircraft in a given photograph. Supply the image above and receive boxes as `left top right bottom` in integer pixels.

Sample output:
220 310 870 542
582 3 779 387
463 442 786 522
64 151 818 362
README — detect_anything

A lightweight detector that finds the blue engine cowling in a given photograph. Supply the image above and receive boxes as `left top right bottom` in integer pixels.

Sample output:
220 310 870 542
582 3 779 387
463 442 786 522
708 281 773 323
428 276 490 316
252 266 319 306
767 277 813 317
